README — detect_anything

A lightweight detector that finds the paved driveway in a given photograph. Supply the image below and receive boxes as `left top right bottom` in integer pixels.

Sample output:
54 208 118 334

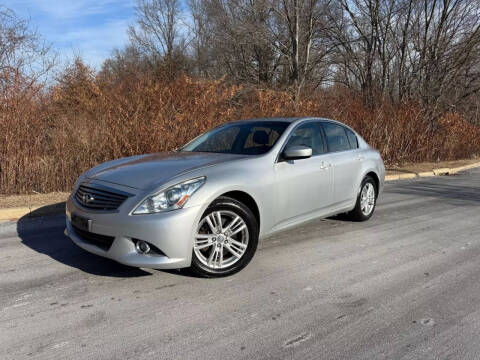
1 169 480 359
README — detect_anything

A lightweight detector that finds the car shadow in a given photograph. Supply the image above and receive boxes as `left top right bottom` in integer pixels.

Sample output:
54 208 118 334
17 203 151 278
159 268 205 278
328 213 352 222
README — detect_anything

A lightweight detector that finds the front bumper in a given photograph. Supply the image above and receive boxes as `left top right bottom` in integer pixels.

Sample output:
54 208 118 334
65 193 202 269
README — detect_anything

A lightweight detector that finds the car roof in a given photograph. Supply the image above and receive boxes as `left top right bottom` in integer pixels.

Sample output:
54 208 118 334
228 117 300 124
230 117 342 125
227 117 360 136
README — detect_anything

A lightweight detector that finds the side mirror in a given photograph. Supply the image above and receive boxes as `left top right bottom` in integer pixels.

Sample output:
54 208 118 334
282 145 312 160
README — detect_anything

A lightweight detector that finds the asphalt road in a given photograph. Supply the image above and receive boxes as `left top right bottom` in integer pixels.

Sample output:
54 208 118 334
1 168 480 360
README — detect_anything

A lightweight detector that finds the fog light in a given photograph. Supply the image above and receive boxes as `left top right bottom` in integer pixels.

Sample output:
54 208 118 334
135 240 150 254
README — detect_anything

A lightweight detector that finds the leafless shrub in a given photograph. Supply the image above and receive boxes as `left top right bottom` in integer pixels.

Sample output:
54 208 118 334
2 67 479 195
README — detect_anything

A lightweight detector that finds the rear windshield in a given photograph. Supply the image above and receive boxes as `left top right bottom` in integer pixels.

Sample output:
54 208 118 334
180 121 290 155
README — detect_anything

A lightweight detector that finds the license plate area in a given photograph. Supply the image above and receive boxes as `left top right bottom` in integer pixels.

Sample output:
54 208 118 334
71 213 92 232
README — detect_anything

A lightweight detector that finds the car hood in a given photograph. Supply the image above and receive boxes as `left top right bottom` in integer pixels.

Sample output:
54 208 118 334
86 152 248 190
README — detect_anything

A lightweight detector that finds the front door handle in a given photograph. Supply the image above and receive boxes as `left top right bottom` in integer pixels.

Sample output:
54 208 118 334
356 155 364 161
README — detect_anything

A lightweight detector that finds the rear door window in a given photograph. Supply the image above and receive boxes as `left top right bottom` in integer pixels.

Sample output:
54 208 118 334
322 122 351 152
345 128 358 149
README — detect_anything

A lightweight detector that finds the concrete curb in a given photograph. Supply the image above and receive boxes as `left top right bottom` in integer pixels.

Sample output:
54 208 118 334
385 161 480 182
384 173 418 181
418 171 435 177
1 161 479 222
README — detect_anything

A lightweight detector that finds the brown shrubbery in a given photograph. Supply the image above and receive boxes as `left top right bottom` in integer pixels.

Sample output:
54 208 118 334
1 61 480 195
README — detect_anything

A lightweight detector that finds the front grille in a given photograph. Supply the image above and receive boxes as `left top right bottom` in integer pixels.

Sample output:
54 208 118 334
72 224 115 251
75 183 131 211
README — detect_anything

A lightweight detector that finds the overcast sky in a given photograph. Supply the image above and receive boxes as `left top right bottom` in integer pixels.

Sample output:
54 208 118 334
3 0 136 69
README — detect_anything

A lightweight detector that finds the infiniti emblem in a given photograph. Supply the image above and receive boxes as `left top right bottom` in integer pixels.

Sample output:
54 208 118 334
82 192 95 204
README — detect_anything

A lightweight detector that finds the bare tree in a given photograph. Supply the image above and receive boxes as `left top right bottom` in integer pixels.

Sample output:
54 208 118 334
100 46 150 82
129 0 188 71
0 7 55 99
122 0 480 118
326 0 480 115
411 0 480 113
188 0 214 77
326 0 395 105
189 0 331 99
270 0 331 101
189 0 281 85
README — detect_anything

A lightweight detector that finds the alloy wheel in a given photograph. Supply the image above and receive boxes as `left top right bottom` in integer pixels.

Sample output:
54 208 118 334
194 210 249 269
360 182 375 216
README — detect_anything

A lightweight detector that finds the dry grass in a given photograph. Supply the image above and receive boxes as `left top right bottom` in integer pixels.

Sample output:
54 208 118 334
1 61 480 195
386 159 480 174
0 192 69 209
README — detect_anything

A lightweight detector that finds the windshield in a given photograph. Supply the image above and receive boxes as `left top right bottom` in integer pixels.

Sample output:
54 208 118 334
180 121 290 155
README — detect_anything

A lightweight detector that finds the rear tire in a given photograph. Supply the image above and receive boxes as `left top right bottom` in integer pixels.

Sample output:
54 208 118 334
347 176 377 222
190 196 259 277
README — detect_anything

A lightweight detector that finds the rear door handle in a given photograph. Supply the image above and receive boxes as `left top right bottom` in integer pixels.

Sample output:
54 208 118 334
356 155 364 161
320 161 331 170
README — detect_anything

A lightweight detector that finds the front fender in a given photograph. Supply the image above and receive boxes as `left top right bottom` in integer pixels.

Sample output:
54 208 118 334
193 183 267 237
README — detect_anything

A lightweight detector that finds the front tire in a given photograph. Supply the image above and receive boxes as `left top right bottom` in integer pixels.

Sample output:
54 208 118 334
347 176 377 222
190 196 259 277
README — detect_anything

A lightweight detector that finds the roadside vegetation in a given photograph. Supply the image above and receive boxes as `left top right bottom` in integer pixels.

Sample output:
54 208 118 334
1 1 480 195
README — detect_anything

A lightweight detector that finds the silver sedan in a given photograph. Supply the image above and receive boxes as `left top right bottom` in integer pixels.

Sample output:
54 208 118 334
65 117 385 276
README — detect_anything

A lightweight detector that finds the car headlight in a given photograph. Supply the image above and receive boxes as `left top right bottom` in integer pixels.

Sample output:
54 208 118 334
133 177 206 215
